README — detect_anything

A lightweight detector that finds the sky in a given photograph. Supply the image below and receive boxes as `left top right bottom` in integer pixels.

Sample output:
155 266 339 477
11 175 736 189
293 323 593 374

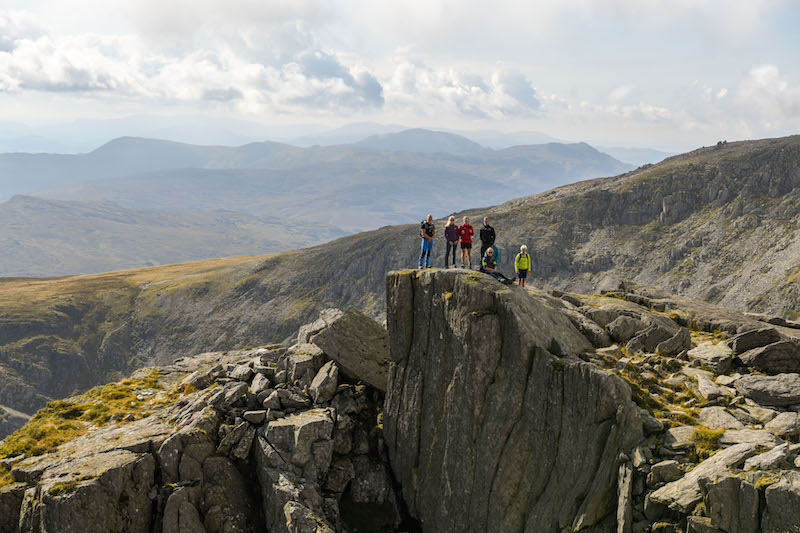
0 0 798 151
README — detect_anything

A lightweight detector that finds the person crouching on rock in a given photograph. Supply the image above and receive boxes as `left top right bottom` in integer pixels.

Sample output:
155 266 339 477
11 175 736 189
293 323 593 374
458 216 474 269
480 247 514 285
419 214 436 269
515 244 531 287
444 216 459 268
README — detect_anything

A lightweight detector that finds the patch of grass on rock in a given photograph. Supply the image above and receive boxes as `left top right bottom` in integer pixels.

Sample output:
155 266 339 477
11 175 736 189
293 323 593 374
0 465 13 487
692 427 725 460
0 370 163 460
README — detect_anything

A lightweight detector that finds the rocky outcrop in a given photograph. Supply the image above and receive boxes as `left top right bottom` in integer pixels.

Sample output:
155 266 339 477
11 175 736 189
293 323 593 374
0 337 402 533
310 308 391 392
384 269 643 532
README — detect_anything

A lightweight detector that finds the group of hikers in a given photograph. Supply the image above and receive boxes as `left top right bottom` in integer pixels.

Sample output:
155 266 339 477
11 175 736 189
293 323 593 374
419 214 531 287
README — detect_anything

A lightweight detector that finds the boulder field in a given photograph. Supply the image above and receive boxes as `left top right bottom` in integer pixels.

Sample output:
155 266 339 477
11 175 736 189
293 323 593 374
2 269 800 532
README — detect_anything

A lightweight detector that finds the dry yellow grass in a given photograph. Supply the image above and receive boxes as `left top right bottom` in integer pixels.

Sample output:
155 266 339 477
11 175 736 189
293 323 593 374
0 253 273 315
0 370 165 462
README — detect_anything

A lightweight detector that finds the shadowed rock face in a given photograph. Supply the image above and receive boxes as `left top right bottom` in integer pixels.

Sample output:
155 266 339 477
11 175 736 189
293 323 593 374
383 269 643 532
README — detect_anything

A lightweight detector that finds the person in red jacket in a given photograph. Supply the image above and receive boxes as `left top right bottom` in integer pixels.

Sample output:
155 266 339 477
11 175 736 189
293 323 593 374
458 216 475 269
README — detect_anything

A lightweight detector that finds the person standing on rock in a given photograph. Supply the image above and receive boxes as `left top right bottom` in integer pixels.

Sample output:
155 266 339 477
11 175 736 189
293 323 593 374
458 216 474 269
444 216 459 268
515 245 531 287
419 214 436 269
479 217 496 261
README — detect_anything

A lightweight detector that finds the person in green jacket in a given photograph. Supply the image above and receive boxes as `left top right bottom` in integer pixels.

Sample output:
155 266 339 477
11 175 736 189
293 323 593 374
515 245 531 287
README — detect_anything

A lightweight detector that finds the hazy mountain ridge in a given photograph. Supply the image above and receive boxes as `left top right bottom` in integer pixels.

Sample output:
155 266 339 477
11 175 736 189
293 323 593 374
0 133 632 276
1 130 635 199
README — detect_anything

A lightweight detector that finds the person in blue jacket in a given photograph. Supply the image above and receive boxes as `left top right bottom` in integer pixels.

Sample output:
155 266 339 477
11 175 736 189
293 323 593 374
480 247 514 285
419 214 436 268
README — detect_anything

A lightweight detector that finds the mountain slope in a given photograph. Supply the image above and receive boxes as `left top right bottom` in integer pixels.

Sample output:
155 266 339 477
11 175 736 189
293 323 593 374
0 195 335 277
2 135 800 434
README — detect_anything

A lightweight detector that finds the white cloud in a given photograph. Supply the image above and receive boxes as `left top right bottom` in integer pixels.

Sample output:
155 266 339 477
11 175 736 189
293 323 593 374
0 10 46 52
0 11 384 113
384 59 540 119
738 64 800 119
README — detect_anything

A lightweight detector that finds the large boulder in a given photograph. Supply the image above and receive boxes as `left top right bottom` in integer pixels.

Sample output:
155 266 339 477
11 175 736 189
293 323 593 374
687 343 734 375
655 328 691 357
697 407 744 430
762 471 800 533
297 308 344 344
626 325 673 355
310 308 390 392
384 269 641 532
765 411 800 438
703 473 760 533
727 327 783 355
735 373 800 407
606 316 642 344
648 443 758 514
22 451 156 533
739 340 800 374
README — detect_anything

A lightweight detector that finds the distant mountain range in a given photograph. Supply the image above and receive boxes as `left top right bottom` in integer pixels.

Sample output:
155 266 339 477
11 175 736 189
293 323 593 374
0 130 633 276
595 145 675 166
0 116 672 163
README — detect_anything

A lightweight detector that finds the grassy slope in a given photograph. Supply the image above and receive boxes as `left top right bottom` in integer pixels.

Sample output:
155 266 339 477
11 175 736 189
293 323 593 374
0 195 332 277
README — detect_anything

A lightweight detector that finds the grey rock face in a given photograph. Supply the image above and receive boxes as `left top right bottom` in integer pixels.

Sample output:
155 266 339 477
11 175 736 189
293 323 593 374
648 443 757 514
0 483 26 533
743 443 791 470
563 308 612 347
655 328 691 357
727 327 783 355
719 429 783 448
697 407 744 430
617 461 633 533
297 308 344 344
739 340 800 374
23 451 156 533
735 373 800 406
686 516 724 533
309 361 339 405
606 316 643 344
384 269 641 532
765 411 800 438
762 471 800 533
310 307 390 392
704 474 760 533
648 461 682 485
687 343 733 375
626 325 673 355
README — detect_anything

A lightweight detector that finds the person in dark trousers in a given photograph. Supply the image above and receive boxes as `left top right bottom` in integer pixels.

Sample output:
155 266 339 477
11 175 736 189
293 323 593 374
515 244 531 287
443 216 459 268
419 214 436 268
458 216 474 269
480 247 514 285
479 217 496 260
